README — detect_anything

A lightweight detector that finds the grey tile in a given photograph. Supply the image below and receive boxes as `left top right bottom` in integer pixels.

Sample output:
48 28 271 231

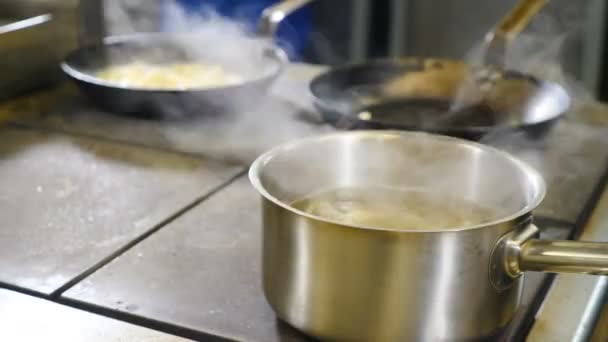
0 126 242 294
0 288 191 341
486 119 608 223
63 177 309 342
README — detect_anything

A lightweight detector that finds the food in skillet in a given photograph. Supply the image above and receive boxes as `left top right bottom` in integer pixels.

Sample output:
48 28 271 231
96 62 243 90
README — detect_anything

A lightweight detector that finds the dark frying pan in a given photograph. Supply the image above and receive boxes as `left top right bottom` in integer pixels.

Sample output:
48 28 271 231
310 0 570 140
61 0 314 119
310 58 570 140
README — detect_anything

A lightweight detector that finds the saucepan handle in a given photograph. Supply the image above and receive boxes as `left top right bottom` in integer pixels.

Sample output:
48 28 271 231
496 224 608 282
517 238 608 274
257 0 315 38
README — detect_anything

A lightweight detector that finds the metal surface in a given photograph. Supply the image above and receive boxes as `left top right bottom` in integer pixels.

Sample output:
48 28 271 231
258 0 315 38
528 182 608 341
518 237 608 275
499 223 572 342
63 177 311 342
0 126 241 294
7 64 608 224
78 0 105 46
349 0 371 63
388 0 593 84
310 58 570 140
63 0 315 118
61 33 287 118
0 288 190 341
249 131 535 341
0 4 78 100
488 119 608 222
582 0 608 96
61 176 575 342
249 130 608 341
3 63 608 339
7 64 329 165
491 223 608 288
388 0 409 57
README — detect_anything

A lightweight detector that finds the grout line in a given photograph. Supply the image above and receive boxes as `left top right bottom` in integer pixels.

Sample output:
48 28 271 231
49 170 247 299
0 281 233 342
0 281 51 300
56 296 236 342
0 275 236 341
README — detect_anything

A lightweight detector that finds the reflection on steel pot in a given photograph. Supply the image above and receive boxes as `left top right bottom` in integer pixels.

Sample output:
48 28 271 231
249 131 608 341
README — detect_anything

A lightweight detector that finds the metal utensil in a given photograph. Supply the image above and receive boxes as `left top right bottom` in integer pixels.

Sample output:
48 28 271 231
249 130 608 341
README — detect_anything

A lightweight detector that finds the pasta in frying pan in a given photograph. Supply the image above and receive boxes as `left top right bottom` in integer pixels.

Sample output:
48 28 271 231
96 62 243 89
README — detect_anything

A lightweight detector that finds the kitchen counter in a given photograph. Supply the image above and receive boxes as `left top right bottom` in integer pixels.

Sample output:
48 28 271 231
0 63 607 341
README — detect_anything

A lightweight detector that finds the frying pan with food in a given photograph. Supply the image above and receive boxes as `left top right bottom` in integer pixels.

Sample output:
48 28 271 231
61 0 314 118
310 0 570 140
310 58 570 140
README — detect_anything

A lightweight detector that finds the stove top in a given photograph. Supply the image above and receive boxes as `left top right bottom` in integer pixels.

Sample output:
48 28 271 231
2 63 608 341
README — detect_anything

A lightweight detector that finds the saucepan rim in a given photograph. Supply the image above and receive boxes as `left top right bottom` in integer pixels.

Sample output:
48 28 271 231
249 130 547 233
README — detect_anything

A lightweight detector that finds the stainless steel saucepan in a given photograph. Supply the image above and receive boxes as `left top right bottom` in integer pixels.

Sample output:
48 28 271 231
249 131 608 341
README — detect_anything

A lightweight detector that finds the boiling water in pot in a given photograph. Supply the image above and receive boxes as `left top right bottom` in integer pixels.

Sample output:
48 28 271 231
291 186 499 230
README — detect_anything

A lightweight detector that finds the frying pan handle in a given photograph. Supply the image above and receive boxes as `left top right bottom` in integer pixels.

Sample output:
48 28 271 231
257 0 315 39
483 0 548 66
491 223 608 290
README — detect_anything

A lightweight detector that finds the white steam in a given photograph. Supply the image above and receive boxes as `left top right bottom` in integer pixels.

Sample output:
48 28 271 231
79 0 330 163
